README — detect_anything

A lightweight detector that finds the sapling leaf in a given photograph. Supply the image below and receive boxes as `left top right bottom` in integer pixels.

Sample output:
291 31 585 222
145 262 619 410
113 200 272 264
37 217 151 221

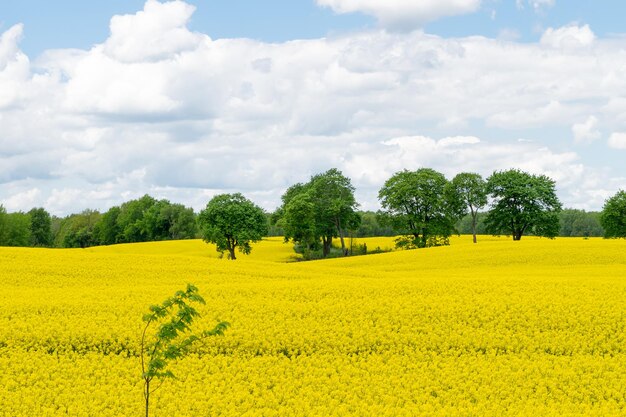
141 283 229 417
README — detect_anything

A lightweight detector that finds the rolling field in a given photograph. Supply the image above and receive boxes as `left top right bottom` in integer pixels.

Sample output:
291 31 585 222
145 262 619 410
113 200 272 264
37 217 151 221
1 236 625 416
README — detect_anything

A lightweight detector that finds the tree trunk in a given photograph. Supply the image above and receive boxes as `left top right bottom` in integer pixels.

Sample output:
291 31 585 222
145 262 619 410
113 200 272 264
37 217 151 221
227 238 237 260
420 228 428 248
322 236 332 257
412 233 420 248
471 212 477 244
145 379 150 417
226 242 236 259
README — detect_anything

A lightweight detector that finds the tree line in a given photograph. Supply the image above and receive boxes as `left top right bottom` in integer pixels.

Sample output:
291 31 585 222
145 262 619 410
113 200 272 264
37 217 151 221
1 168 625 256
0 195 198 249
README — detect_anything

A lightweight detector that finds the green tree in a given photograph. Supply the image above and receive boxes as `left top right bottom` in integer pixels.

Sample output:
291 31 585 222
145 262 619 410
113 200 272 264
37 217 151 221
28 207 53 247
2 212 32 247
198 193 268 260
447 173 488 243
116 195 158 243
265 212 284 237
378 168 458 249
276 169 361 258
559 209 603 237
282 192 318 256
141 200 197 241
56 210 102 248
141 284 229 417
485 169 562 240
0 205 7 245
164 203 197 240
456 212 488 235
600 190 626 238
355 211 395 237
308 169 360 256
94 199 197 246
94 206 122 245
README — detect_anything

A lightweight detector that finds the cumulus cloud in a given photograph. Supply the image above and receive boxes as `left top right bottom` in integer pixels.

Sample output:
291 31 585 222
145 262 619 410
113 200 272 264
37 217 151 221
316 0 482 30
608 132 626 150
3 188 41 212
541 24 595 48
572 116 601 144
0 24 31 109
0 3 625 214
488 100 569 128
103 0 203 62
340 133 602 210
0 24 24 69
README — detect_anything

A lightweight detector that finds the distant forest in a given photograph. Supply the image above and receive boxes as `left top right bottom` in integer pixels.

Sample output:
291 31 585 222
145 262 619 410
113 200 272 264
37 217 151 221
0 195 604 249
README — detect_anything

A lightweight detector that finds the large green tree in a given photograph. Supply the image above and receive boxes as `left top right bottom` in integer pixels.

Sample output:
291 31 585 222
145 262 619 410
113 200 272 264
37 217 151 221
116 195 158 243
94 206 122 245
378 168 458 249
308 169 360 256
600 190 626 238
447 173 488 243
277 169 360 258
141 200 197 241
198 193 268 260
1 211 32 247
281 192 318 256
485 169 562 240
28 207 53 247
56 210 102 248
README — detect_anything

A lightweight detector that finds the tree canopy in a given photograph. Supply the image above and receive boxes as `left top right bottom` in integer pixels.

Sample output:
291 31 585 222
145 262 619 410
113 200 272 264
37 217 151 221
378 168 460 248
2 169 623 252
485 169 562 240
600 190 626 238
559 209 602 237
198 193 268 260
447 173 488 244
28 207 53 247
56 210 102 248
0 210 32 247
276 168 360 258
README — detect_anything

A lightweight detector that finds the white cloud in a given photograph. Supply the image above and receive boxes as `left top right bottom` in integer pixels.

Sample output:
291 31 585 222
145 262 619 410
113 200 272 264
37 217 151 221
4 188 41 212
572 116 601 144
0 2 625 214
0 24 24 69
497 28 521 41
316 0 482 30
608 132 626 150
103 0 203 62
342 134 595 210
541 24 595 49
0 24 31 109
487 100 568 128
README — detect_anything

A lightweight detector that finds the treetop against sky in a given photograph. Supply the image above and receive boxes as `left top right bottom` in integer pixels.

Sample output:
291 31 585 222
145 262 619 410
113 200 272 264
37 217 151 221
0 0 625 215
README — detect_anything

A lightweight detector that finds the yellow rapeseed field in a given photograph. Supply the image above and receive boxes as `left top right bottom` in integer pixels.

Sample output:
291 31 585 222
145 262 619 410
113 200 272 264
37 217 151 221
1 236 625 416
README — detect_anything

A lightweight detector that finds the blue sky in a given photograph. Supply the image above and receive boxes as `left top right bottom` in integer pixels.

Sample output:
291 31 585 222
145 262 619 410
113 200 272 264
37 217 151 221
3 1 625 57
1 1 625 214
